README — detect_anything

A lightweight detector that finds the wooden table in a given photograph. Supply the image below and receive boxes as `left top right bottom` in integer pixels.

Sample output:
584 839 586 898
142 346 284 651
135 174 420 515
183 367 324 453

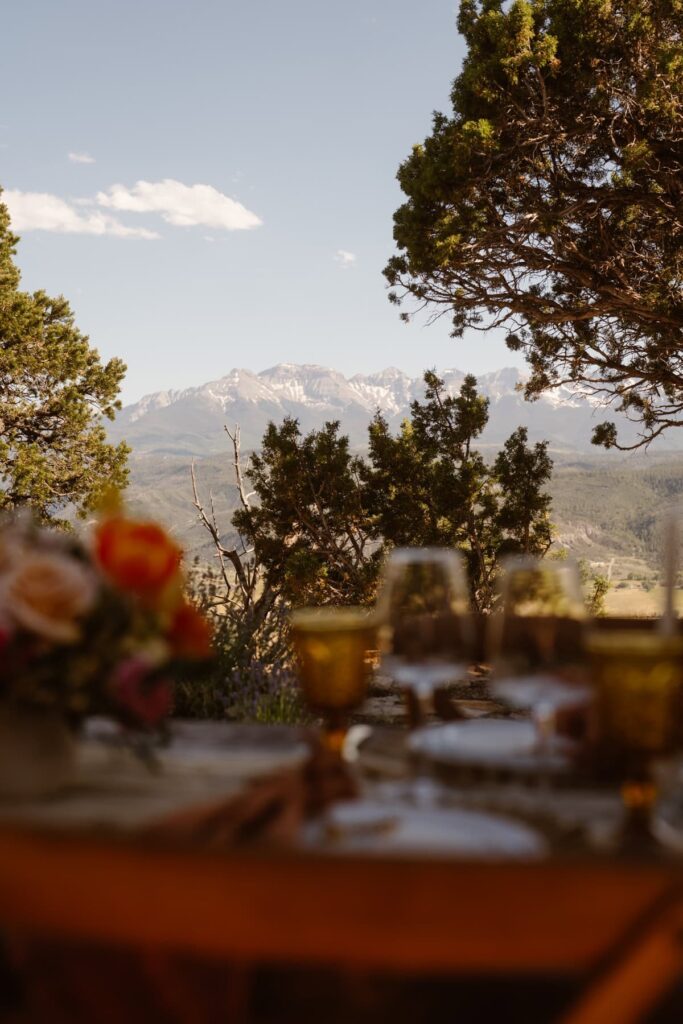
1 716 683 1022
1 824 683 1023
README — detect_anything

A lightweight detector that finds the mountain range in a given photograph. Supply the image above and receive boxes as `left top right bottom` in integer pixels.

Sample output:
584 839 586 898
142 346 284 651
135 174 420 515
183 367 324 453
112 364 683 578
110 363 670 456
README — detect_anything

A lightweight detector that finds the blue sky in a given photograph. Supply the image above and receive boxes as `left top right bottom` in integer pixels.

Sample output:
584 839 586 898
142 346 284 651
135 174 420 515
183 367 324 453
1 0 524 404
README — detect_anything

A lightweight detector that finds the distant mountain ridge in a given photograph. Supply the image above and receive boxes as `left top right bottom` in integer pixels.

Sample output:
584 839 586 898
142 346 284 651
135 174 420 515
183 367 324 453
110 362 679 455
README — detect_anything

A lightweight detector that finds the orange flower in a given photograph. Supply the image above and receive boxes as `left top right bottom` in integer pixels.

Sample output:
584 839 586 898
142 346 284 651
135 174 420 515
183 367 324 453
168 601 214 659
95 517 183 599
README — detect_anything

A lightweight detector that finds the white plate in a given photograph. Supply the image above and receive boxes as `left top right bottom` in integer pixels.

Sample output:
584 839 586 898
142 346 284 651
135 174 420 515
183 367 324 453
159 744 309 778
304 799 546 859
409 719 571 773
82 718 309 781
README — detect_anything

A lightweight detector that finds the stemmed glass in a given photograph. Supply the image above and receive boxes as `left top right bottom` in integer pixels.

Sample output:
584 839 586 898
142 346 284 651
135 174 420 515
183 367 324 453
290 607 377 755
586 507 683 850
587 629 683 850
488 556 589 763
376 548 472 724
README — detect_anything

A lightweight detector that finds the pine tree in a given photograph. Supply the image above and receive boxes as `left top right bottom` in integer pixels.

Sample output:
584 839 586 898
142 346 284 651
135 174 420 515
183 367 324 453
385 0 683 449
494 427 553 557
364 373 553 609
232 418 378 606
0 190 128 523
236 373 554 611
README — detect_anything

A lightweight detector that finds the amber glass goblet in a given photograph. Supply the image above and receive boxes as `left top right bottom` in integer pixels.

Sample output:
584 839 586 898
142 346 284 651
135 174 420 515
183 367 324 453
291 607 377 755
586 630 683 849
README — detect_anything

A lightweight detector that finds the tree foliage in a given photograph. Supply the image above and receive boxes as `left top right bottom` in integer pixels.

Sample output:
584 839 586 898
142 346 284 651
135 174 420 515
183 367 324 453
232 418 378 606
0 190 129 522
235 372 554 611
384 0 683 449
364 372 553 609
182 428 303 722
580 560 610 616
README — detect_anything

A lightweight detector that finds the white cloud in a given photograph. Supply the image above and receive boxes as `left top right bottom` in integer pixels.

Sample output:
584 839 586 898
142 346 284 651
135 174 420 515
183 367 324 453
96 179 262 230
68 151 95 164
335 249 356 268
3 177 261 241
3 190 159 239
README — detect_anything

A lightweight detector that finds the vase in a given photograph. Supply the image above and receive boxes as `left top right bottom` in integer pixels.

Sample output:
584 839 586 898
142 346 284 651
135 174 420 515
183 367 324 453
0 705 77 800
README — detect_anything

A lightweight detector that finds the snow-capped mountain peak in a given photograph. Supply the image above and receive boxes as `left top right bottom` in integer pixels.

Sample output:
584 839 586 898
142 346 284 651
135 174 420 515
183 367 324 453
110 362 652 457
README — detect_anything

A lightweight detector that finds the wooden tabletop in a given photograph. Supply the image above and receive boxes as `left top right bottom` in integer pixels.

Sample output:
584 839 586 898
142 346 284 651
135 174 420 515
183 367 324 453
3 719 683 1023
0 821 678 976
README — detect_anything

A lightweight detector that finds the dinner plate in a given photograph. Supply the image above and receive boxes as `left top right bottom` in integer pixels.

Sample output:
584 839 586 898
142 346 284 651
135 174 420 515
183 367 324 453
159 743 309 778
82 718 310 781
409 719 572 774
304 799 546 859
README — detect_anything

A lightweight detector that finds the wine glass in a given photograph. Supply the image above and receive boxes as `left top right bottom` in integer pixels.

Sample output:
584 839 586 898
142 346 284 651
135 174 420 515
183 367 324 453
488 556 589 764
376 548 472 723
290 607 377 755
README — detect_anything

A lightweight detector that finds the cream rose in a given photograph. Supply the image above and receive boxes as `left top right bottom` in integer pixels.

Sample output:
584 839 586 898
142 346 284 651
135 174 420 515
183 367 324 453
4 553 98 643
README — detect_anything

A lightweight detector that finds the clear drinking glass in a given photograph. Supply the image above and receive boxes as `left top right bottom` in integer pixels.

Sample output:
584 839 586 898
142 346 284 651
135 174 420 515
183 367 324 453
488 556 589 756
376 548 472 722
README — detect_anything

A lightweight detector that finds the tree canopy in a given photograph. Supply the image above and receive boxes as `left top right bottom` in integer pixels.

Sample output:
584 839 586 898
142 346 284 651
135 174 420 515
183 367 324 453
365 372 553 609
0 190 129 522
384 0 683 450
234 372 554 611
232 418 378 606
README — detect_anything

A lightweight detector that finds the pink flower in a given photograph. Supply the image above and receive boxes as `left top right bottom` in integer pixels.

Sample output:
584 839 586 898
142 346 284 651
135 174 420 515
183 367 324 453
109 656 172 728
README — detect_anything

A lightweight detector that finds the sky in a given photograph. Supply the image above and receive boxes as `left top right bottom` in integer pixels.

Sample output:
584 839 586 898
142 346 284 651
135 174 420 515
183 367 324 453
1 0 525 405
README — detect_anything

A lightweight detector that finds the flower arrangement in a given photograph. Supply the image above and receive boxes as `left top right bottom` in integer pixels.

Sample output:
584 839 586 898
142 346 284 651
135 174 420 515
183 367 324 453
0 509 213 736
